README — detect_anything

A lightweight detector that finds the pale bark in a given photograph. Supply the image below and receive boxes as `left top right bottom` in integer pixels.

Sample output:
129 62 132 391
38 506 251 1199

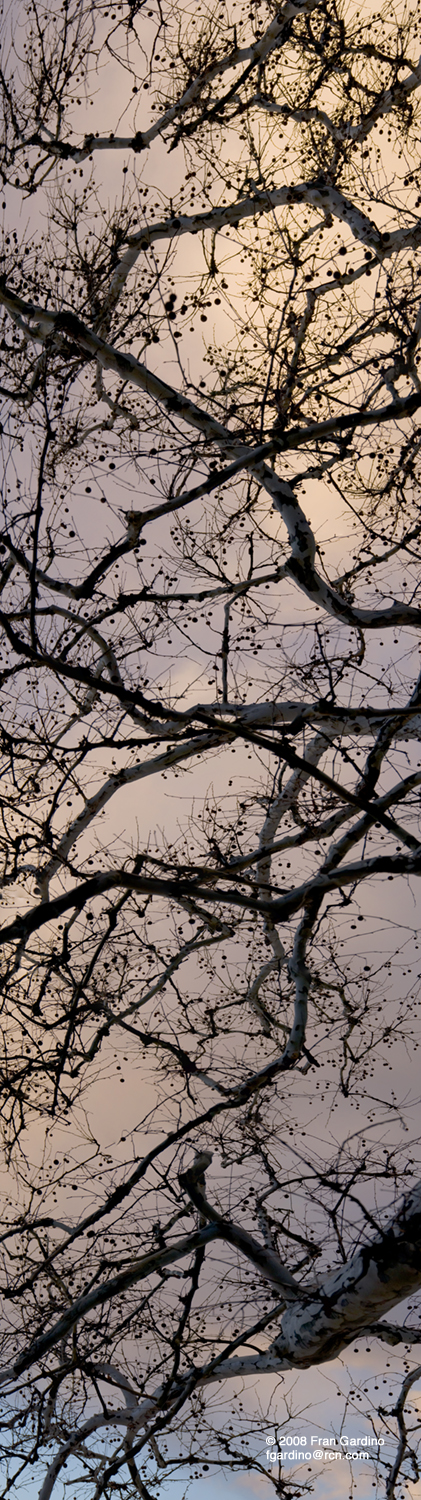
2 282 421 638
1 4 421 1492
195 1179 421 1379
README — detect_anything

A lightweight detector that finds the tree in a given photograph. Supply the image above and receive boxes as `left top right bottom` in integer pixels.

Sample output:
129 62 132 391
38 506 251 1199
1 0 421 1493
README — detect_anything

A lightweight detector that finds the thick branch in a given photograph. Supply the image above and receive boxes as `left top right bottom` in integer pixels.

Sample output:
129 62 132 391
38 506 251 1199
0 1226 219 1385
198 1181 421 1380
179 1153 301 1295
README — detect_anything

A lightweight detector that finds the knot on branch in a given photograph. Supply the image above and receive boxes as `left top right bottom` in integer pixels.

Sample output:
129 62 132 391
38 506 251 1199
179 1150 213 1195
125 510 145 544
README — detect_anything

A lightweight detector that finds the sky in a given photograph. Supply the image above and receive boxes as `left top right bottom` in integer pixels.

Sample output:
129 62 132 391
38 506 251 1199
3 0 421 1496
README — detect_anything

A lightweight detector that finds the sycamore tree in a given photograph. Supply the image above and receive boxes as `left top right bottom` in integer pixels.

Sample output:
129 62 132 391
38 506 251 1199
3 0 421 1495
